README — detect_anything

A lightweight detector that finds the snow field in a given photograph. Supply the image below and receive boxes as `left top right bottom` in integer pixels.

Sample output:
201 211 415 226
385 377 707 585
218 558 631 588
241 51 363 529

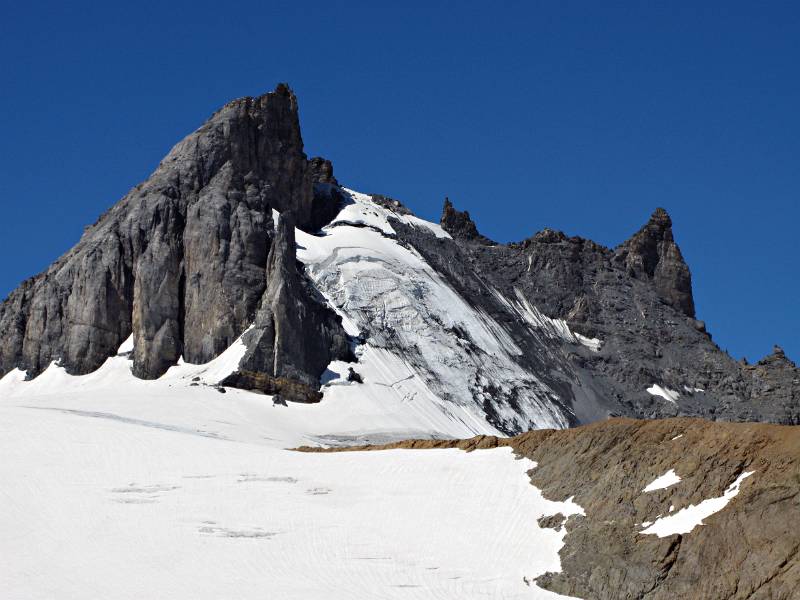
0 393 582 599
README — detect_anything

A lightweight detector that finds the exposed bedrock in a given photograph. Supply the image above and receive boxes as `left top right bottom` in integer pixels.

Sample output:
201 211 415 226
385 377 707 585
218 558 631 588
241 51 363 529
440 197 494 244
0 84 343 385
222 214 352 403
614 207 695 317
426 197 797 425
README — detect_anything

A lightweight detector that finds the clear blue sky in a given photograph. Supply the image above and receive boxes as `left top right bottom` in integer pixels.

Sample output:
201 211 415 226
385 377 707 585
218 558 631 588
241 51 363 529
1 1 797 363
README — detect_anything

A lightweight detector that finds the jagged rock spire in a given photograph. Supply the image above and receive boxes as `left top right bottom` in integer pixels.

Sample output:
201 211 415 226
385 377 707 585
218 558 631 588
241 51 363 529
614 207 696 317
0 83 338 381
440 197 492 243
223 213 351 402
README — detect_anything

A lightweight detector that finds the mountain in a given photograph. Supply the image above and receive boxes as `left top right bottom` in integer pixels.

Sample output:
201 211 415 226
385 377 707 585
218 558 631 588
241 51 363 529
1 84 796 433
1 84 798 600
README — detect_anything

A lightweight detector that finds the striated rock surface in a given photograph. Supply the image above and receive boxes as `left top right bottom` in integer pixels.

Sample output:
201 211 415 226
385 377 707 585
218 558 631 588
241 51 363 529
414 197 797 425
299 417 800 600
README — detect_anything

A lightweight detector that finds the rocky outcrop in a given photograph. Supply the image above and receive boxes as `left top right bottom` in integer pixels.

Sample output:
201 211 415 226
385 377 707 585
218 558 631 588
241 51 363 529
614 207 696 317
222 213 351 402
392 197 797 426
440 197 493 243
307 156 338 186
0 84 345 390
300 417 800 600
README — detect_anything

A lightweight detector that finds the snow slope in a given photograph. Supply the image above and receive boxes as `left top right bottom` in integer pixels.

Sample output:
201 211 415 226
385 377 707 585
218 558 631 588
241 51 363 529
0 363 582 599
297 189 571 433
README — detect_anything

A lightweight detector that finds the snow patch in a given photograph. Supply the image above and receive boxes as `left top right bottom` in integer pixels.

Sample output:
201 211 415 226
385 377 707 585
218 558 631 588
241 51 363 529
647 384 680 403
162 326 252 385
641 471 754 537
642 469 682 492
496 288 602 352
573 332 603 352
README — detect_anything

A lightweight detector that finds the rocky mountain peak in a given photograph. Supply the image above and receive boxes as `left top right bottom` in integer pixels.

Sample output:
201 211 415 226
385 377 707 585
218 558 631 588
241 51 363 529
530 228 568 244
614 207 696 317
649 206 672 228
440 198 492 243
758 345 795 368
0 83 333 384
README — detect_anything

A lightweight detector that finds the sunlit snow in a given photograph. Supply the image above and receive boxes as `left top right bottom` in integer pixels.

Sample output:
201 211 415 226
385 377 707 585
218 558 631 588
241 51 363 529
296 189 570 432
0 359 583 599
646 384 680 403
642 468 682 492
640 471 754 537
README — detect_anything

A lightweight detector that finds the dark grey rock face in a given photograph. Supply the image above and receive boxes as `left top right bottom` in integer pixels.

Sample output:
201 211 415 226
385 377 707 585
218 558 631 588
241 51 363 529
222 214 352 402
614 207 696 317
440 197 493 244
0 84 347 393
307 157 338 186
397 197 798 426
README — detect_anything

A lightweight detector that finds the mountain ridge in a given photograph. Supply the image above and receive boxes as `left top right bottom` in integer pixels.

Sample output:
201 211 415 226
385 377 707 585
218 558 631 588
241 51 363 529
1 84 796 429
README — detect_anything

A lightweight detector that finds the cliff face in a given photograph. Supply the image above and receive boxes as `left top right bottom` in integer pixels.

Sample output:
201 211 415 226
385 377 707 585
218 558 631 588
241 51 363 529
221 213 352 403
0 84 349 399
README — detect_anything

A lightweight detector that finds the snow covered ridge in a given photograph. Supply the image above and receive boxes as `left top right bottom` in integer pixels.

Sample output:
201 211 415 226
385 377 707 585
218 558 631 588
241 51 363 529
297 189 573 433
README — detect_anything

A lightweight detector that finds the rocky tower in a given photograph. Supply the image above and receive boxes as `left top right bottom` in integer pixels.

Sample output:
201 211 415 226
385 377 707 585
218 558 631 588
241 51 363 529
440 198 493 243
614 207 696 317
0 84 349 399
221 213 352 402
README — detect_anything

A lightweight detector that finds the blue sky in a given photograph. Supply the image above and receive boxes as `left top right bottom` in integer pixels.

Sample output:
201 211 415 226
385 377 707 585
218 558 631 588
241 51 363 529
1 1 798 362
